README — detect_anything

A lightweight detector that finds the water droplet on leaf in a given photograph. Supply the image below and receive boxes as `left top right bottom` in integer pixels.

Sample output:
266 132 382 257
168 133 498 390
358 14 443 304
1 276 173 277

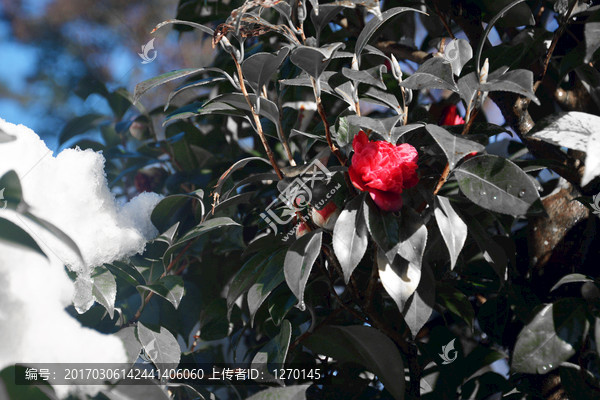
518 190 526 197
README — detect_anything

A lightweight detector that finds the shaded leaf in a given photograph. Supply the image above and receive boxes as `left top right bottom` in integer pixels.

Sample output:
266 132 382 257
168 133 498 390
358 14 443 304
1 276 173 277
59 113 107 145
425 124 485 170
434 196 467 269
454 155 540 216
304 325 405 400
355 6 423 58
333 194 368 283
290 43 346 79
378 249 420 312
528 111 600 186
242 48 290 93
284 230 323 310
480 68 539 104
400 57 458 92
137 275 185 309
0 217 46 259
136 322 181 367
403 262 435 338
134 68 205 103
248 248 287 324
91 266 117 319
512 299 589 374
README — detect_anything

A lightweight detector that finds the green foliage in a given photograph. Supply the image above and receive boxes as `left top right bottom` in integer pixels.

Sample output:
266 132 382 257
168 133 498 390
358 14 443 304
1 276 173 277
7 0 600 398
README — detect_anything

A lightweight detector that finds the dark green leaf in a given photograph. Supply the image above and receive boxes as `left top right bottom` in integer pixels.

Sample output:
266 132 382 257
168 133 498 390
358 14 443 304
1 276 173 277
304 325 405 400
392 207 427 269
115 326 142 365
333 194 368 283
480 69 539 104
178 217 240 243
425 125 485 170
248 249 287 324
0 217 46 259
105 261 146 287
512 299 589 374
137 275 185 309
0 170 23 210
403 263 435 338
59 113 107 145
23 211 84 263
242 48 290 93
134 68 205 103
528 111 600 186
355 6 423 58
445 38 473 76
437 283 475 328
551 273 595 291
91 266 117 319
284 230 323 310
378 249 420 312
454 155 540 216
434 196 467 269
400 57 458 92
290 43 345 79
136 322 181 367
364 197 399 256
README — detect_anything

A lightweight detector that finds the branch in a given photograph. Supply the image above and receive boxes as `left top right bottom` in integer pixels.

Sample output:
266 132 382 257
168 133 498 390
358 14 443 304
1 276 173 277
232 54 284 180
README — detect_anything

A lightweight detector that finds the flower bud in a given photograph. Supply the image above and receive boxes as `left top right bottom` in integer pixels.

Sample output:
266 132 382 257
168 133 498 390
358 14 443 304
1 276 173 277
311 201 340 230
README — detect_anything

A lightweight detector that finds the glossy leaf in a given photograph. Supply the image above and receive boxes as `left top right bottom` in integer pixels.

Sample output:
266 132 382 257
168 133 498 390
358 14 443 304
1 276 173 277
512 299 589 374
425 125 485 170
0 217 46 259
59 113 107 145
242 48 290 93
445 39 473 76
284 230 322 310
454 155 540 216
551 273 595 291
290 43 345 79
403 263 435 338
133 68 205 103
434 196 467 269
480 68 539 104
400 57 458 92
363 197 399 257
177 217 240 243
392 207 427 269
355 6 423 58
247 249 286 324
304 325 405 399
136 322 181 367
378 249 420 312
437 283 475 328
115 326 142 365
91 266 117 319
138 275 185 309
333 194 368 283
528 111 600 186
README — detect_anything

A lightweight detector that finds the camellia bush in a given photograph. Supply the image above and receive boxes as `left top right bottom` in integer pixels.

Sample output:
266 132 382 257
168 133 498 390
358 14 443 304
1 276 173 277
3 0 600 399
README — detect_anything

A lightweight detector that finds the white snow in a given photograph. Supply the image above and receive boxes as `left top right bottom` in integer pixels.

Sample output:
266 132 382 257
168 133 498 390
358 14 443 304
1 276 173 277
0 118 163 396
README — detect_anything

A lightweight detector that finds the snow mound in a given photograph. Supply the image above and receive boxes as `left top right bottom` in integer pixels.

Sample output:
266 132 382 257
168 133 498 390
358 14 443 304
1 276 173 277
0 118 163 395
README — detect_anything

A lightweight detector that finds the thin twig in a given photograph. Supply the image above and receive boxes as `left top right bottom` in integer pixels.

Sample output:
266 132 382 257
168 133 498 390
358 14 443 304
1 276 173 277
232 54 284 179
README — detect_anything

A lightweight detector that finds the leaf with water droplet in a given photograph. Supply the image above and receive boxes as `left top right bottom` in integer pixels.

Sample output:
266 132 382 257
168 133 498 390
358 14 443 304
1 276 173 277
455 155 541 216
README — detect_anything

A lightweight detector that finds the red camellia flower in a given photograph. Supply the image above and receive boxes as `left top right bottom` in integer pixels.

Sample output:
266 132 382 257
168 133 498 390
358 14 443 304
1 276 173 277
349 131 419 212
439 104 465 126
